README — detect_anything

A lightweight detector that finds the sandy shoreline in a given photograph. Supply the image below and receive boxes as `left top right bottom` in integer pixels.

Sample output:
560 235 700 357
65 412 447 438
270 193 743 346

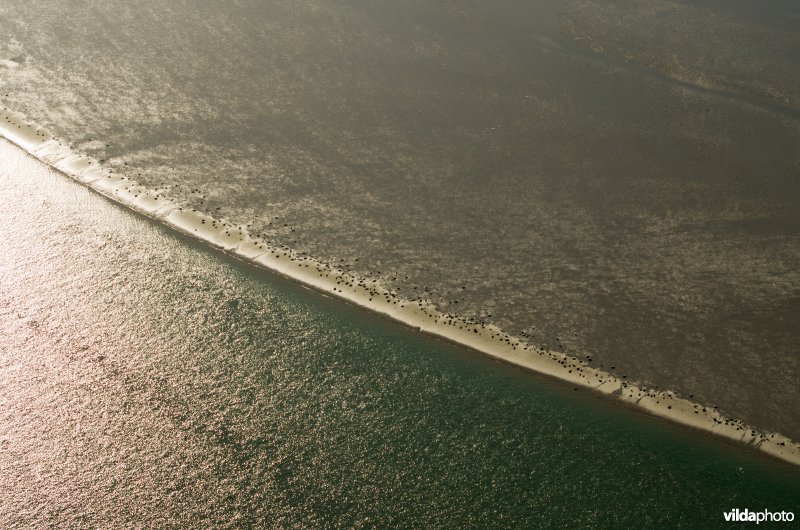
3 107 799 468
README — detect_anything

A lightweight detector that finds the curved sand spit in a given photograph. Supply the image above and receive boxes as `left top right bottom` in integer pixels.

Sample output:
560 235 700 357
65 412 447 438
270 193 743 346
3 108 798 467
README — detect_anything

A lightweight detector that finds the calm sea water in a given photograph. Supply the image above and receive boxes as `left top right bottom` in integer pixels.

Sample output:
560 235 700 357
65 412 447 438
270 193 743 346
2 140 798 527
1 0 799 439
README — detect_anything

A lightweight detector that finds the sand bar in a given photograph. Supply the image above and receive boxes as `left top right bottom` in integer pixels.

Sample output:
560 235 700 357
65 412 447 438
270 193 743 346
2 108 798 468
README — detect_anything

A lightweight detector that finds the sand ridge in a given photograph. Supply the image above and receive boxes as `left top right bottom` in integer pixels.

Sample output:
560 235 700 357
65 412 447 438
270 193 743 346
2 107 798 468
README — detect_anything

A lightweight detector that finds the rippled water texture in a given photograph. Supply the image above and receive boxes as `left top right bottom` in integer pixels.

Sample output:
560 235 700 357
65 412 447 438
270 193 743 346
1 0 799 446
2 139 799 527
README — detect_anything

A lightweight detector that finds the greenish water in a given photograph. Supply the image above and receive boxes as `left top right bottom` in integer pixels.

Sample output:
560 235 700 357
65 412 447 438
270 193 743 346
3 0 800 440
1 140 798 527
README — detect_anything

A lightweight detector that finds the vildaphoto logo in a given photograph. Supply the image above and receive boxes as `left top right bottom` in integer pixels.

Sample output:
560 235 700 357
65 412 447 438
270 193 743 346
723 509 794 524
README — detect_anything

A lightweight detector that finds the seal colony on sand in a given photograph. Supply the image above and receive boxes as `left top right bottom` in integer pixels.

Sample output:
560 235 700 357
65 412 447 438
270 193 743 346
3 107 799 468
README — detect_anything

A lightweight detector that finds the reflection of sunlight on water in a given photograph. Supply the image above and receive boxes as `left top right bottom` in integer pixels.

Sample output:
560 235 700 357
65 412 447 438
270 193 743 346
0 141 213 522
2 136 800 528
0 0 799 446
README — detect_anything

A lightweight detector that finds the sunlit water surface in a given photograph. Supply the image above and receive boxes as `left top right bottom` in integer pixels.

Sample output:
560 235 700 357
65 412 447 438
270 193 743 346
1 140 798 527
1 0 799 440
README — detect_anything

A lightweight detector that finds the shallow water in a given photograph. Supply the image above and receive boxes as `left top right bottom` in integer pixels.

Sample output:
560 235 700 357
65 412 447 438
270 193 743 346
2 139 799 527
1 0 799 448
